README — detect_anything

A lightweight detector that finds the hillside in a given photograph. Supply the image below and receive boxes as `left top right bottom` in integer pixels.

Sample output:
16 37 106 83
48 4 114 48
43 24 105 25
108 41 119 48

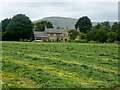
34 16 114 29
34 16 77 29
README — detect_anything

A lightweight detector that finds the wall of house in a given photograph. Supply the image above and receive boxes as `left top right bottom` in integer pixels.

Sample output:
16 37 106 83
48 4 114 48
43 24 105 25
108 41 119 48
46 29 70 42
62 29 69 41
47 33 62 42
47 30 69 42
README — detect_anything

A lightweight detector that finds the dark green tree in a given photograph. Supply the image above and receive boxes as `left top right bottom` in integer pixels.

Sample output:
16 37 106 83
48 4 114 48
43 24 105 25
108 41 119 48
4 14 33 41
0 22 1 41
87 29 96 41
111 22 118 32
47 21 54 28
2 18 11 32
75 16 92 33
101 21 111 31
117 22 120 41
92 23 102 30
87 25 108 43
68 29 79 40
95 28 107 43
107 32 118 43
87 23 103 41
35 20 53 31
35 22 45 31
79 32 87 39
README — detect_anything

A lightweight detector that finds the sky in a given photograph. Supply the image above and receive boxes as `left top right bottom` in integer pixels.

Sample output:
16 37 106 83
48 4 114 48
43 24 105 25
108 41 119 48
0 0 119 22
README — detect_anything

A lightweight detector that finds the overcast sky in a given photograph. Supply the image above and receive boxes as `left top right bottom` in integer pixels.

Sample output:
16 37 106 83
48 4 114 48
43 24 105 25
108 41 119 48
0 0 119 22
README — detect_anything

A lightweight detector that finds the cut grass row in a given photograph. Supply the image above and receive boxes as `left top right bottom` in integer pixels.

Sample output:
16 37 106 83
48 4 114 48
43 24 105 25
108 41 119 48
2 41 119 88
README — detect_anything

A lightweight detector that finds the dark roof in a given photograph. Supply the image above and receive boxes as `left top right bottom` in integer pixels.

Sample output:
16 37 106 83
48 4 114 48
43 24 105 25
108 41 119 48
45 28 64 34
34 32 48 38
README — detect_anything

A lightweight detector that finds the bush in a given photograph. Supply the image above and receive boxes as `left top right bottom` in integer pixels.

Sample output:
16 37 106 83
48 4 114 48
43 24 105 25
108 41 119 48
113 41 119 44
86 30 96 41
75 39 88 43
88 41 97 43
95 29 107 43
68 40 74 42
79 33 87 39
68 29 79 40
68 39 88 43
107 32 118 43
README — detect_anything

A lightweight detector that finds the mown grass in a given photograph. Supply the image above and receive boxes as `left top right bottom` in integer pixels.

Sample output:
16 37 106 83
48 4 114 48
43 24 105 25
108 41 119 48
2 41 119 88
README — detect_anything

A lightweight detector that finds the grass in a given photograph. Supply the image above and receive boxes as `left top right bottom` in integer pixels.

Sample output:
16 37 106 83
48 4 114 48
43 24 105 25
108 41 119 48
2 41 119 88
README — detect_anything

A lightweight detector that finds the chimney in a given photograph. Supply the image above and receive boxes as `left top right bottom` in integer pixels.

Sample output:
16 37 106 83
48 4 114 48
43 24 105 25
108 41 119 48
77 27 80 32
44 26 47 33
45 26 47 30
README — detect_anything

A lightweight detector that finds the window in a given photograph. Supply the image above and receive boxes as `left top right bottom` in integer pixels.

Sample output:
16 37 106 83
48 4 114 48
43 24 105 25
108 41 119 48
50 34 54 36
56 34 60 37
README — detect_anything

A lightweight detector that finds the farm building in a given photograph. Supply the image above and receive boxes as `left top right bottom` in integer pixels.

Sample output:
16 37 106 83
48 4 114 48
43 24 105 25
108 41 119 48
34 28 69 42
34 31 49 42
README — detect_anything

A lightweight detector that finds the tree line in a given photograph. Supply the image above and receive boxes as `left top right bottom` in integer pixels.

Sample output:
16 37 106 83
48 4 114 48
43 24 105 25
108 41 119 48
1 14 120 43
68 16 120 43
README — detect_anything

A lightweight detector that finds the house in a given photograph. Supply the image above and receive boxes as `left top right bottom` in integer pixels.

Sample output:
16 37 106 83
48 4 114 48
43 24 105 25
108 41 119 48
34 27 69 42
34 31 49 42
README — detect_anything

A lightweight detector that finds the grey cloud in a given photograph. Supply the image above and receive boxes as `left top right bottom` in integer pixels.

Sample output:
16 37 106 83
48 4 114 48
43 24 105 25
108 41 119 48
1 1 118 22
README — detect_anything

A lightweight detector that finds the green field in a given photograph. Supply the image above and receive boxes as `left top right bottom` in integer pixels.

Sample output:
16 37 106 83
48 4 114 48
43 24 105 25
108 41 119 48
2 41 119 88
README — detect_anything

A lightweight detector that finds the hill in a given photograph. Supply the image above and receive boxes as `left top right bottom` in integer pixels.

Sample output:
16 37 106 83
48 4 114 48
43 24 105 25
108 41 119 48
34 16 77 29
33 16 114 29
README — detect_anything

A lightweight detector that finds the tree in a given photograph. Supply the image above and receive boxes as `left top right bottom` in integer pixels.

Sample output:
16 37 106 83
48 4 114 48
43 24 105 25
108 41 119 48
101 21 111 31
87 25 108 43
68 29 79 40
4 14 33 41
95 28 107 43
47 21 54 28
92 23 102 30
2 18 11 40
35 22 45 31
35 20 53 31
0 22 1 41
87 23 103 41
111 22 118 32
2 18 11 32
107 32 118 43
117 22 120 41
79 32 87 39
87 29 96 41
75 16 92 33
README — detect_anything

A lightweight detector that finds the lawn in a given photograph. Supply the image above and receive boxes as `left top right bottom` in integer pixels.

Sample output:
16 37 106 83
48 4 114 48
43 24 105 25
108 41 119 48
2 41 119 88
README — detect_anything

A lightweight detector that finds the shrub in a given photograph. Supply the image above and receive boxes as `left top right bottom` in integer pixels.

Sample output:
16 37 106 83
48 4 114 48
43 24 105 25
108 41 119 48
95 29 107 43
68 29 79 40
79 33 87 39
89 41 97 43
107 32 118 43
75 39 88 43
68 40 74 42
